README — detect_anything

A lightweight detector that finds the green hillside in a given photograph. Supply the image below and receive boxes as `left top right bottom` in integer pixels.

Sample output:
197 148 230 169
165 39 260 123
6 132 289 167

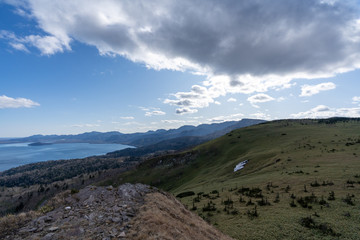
115 119 360 239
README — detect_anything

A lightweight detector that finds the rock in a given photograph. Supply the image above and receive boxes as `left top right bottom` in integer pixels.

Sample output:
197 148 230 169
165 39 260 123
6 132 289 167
20 227 37 233
42 233 55 240
119 231 126 238
111 217 121 223
48 226 59 232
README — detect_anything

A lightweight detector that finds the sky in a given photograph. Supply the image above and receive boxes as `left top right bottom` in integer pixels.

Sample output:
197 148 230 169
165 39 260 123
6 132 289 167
1 0 360 137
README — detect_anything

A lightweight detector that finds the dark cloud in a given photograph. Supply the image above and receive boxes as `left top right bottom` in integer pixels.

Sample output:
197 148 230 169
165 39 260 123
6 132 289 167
143 0 360 76
5 0 360 78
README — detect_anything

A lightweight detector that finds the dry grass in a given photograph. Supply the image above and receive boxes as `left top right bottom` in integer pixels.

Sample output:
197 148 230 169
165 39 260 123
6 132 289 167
127 191 233 240
0 189 71 239
0 211 40 239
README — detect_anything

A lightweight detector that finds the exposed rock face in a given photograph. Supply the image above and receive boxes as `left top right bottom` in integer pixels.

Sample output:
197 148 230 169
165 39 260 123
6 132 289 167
3 184 232 240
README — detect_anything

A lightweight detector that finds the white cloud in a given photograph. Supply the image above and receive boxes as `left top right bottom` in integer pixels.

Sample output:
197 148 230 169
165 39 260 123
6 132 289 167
119 116 134 120
72 123 100 128
0 95 40 109
161 119 186 124
291 105 360 118
9 42 29 52
0 30 70 55
352 96 360 103
164 84 216 114
275 82 297 91
300 82 336 97
227 97 237 102
175 108 198 115
250 112 271 120
208 113 244 123
247 94 275 104
145 110 166 117
123 121 144 126
24 35 70 55
277 97 285 102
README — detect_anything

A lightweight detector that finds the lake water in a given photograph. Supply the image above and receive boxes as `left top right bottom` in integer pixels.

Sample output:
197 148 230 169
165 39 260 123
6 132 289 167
0 142 132 172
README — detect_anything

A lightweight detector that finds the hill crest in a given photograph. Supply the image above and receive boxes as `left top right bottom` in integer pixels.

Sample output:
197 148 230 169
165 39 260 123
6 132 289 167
0 183 232 240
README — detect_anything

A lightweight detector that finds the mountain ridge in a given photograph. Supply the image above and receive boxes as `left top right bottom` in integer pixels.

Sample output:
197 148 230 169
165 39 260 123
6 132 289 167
0 119 265 147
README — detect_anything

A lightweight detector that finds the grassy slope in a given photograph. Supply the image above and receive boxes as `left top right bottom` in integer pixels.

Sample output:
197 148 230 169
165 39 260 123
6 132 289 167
117 119 360 239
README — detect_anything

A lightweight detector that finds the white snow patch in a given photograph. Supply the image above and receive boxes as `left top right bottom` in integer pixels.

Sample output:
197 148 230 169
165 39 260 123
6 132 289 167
234 160 248 172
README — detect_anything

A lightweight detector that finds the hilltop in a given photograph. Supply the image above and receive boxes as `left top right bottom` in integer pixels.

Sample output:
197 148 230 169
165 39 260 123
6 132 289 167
115 118 360 239
0 183 232 240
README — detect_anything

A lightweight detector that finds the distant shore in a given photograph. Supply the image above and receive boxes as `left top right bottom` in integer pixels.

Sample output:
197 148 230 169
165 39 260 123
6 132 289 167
28 142 53 146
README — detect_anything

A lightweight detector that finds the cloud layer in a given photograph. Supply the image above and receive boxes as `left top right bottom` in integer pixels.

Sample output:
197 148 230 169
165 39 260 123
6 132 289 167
291 105 360 118
3 0 360 113
0 95 39 109
5 1 360 74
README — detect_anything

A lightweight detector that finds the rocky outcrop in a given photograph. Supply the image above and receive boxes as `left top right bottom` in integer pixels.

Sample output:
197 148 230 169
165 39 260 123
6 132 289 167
2 184 232 240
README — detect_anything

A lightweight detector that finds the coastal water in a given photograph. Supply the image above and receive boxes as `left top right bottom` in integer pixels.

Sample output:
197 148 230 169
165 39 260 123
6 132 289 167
0 142 132 172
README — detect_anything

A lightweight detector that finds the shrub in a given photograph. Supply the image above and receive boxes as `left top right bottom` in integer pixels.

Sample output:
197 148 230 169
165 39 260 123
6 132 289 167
70 189 79 194
223 197 233 206
202 201 216 212
176 191 195 198
247 206 258 219
274 193 280 203
246 198 254 206
310 180 320 187
231 209 239 215
319 196 328 206
257 197 271 206
343 194 355 206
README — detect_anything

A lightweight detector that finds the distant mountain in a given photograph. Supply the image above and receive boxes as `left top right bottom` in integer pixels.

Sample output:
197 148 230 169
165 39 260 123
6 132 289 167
105 136 206 158
1 119 266 148
106 118 266 157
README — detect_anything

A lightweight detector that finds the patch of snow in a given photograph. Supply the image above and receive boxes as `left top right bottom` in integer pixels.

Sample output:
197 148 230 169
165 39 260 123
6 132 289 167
234 160 248 172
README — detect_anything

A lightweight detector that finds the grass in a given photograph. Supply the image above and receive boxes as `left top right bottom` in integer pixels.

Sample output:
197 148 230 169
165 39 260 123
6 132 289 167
126 192 233 240
117 119 360 239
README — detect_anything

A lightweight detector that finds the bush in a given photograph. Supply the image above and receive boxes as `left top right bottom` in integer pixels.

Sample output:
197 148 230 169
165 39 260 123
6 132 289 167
176 191 195 198
70 189 79 194
300 216 340 237
202 201 216 212
290 199 297 207
247 206 258 219
343 194 355 206
328 191 335 201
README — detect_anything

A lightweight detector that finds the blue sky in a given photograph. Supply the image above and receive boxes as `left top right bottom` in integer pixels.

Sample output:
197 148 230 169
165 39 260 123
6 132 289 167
1 0 360 137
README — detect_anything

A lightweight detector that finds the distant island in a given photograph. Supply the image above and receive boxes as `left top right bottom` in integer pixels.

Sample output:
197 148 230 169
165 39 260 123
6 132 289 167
28 142 53 146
